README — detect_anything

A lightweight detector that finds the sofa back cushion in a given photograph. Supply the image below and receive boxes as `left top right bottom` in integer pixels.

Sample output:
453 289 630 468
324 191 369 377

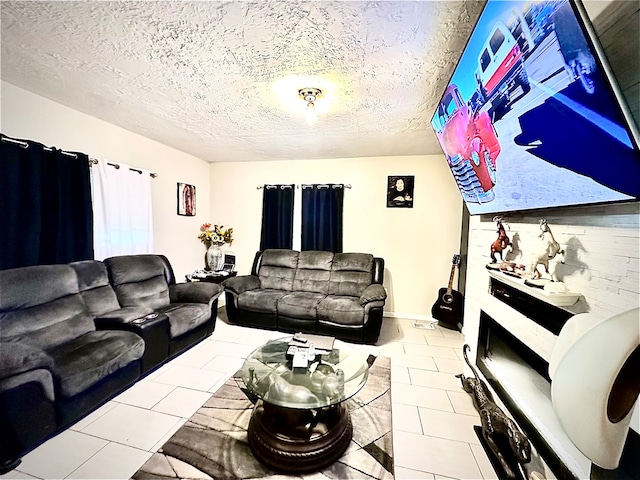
293 251 333 294
70 260 122 316
105 255 170 309
0 265 94 350
328 253 375 297
258 250 299 291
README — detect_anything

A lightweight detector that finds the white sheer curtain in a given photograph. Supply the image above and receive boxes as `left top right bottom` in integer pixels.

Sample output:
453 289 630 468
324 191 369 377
91 160 154 260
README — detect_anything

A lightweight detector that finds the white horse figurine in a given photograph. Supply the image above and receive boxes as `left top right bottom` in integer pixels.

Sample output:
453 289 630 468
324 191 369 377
530 219 565 279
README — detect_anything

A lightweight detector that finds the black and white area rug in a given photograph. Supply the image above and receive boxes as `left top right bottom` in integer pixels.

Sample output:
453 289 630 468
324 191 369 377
133 356 394 480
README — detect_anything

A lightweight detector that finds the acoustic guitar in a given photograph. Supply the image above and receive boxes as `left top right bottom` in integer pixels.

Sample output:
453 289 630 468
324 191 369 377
431 254 464 330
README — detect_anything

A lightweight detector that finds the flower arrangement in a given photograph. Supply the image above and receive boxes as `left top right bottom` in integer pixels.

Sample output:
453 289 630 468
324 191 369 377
198 223 233 246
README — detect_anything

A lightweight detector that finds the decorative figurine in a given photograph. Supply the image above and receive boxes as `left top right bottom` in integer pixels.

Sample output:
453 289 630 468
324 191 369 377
490 216 511 264
530 219 565 280
457 345 531 479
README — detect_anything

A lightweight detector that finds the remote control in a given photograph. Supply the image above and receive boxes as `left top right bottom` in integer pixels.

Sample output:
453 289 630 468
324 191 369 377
293 333 307 343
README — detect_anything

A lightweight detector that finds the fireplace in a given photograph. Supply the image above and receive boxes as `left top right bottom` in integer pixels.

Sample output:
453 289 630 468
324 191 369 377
477 311 588 479
477 305 640 480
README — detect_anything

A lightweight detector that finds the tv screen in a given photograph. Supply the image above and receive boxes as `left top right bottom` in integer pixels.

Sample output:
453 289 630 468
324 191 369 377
431 0 640 215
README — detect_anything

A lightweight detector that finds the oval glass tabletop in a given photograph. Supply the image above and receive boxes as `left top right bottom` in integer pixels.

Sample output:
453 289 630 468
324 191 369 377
240 336 369 409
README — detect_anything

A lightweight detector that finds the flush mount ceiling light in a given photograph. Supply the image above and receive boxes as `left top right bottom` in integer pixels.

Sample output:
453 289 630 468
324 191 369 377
272 76 337 116
299 88 322 123
299 88 322 107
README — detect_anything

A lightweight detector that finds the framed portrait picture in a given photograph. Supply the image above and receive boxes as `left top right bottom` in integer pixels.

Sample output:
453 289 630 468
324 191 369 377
177 183 196 216
387 175 414 208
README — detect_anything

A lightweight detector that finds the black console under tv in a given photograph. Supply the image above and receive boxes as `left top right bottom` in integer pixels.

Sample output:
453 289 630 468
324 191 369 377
489 276 573 335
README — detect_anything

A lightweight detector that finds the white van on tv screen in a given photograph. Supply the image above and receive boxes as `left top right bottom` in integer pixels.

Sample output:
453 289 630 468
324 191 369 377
431 0 640 215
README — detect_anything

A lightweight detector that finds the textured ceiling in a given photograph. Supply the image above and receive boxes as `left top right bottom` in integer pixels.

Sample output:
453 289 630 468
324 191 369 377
1 1 485 163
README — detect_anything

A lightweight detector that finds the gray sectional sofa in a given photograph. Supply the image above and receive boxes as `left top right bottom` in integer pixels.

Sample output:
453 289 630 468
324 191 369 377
223 249 386 344
0 254 222 473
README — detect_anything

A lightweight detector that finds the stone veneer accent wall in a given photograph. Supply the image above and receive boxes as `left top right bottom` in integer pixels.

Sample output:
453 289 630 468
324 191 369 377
462 202 639 362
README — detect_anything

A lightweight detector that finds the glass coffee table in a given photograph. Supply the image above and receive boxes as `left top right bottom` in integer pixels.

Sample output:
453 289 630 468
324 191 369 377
240 336 369 472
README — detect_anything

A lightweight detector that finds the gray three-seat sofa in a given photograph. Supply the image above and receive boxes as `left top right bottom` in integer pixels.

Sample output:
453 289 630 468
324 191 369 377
223 249 387 344
0 254 222 473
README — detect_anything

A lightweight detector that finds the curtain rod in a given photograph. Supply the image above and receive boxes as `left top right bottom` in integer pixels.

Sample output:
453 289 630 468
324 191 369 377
2 135 78 158
257 183 352 190
90 158 158 178
2 135 158 178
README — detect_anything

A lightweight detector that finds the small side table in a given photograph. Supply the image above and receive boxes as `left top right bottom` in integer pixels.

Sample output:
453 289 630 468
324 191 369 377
95 313 170 374
186 271 237 284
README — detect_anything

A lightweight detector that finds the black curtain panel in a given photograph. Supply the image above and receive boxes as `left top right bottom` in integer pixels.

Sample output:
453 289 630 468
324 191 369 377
260 184 295 250
301 184 344 253
0 136 94 270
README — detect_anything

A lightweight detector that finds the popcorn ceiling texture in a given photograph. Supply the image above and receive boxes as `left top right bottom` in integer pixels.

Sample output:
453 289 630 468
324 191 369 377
1 1 483 163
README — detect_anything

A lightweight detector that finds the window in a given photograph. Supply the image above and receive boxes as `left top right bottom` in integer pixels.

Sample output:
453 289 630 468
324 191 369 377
480 49 491 72
490 28 506 54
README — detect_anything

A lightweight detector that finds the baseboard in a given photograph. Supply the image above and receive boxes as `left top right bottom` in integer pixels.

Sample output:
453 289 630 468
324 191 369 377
383 311 434 321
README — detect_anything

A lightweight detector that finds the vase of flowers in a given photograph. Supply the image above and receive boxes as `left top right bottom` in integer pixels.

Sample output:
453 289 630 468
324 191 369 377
199 223 233 271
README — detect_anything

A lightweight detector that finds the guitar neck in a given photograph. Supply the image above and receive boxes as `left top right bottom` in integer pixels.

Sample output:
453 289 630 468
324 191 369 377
446 265 456 294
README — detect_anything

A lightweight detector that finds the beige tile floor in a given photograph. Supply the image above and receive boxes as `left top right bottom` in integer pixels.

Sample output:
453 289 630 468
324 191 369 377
1 314 497 480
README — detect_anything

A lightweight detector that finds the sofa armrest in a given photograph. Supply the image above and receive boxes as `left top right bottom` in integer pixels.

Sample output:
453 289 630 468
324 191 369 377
169 282 223 304
0 342 54 380
360 284 387 306
223 275 260 295
0 369 56 403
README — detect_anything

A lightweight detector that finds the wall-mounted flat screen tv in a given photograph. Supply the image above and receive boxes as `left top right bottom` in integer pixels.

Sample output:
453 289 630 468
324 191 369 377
431 0 640 215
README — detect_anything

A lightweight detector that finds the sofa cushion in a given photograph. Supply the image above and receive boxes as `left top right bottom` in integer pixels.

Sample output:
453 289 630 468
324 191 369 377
70 260 110 292
1 296 95 351
258 250 299 291
317 295 366 326
0 265 78 311
328 253 375 297
69 260 153 321
105 255 171 309
0 264 96 350
292 251 333 294
278 291 327 320
157 303 210 339
70 260 123 316
116 277 170 309
47 330 144 398
238 289 288 314
0 265 95 349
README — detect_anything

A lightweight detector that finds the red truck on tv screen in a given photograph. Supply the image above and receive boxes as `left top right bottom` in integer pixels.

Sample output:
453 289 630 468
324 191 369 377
433 84 501 204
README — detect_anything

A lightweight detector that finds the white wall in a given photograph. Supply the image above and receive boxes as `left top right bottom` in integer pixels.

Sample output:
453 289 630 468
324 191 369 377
209 155 463 317
1 81 211 280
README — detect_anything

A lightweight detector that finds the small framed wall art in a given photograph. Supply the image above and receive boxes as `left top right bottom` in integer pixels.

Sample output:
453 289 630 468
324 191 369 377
387 175 414 208
177 182 196 216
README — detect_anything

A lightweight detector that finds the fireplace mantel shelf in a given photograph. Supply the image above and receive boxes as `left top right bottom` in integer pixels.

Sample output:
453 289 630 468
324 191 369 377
487 270 581 307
